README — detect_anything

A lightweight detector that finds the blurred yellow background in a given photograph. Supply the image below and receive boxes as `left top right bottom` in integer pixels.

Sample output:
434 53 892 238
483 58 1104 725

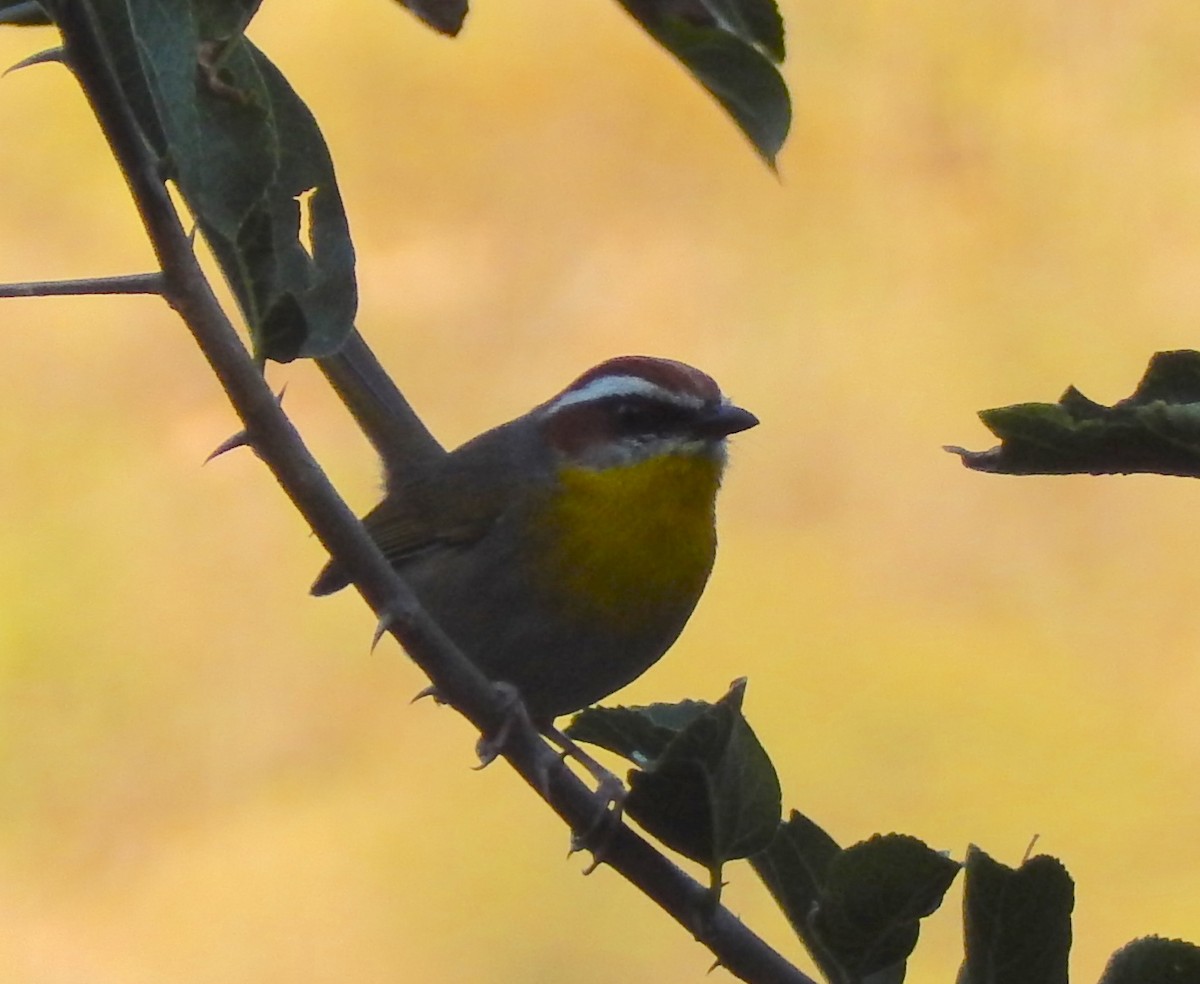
3 1 1200 981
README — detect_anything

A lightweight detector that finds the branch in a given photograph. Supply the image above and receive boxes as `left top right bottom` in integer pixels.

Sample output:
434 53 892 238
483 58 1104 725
316 328 447 482
0 271 165 297
34 6 815 982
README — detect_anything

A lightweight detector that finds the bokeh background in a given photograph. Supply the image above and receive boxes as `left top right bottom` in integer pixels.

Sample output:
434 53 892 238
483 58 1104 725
3 1 1200 981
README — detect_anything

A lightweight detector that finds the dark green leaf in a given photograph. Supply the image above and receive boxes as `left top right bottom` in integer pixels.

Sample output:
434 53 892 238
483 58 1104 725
948 350 1200 477
77 0 356 360
193 0 263 40
813 834 961 981
627 761 714 864
52 1 168 157
700 0 784 61
620 679 782 869
0 0 49 27
124 1 271 226
565 699 711 763
566 707 684 764
393 0 468 36
752 821 957 983
616 0 790 167
210 42 357 360
1100 937 1200 984
958 846 1073 984
750 811 841 941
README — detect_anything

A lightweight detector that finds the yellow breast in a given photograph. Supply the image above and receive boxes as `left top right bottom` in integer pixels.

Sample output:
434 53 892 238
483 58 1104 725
537 453 724 627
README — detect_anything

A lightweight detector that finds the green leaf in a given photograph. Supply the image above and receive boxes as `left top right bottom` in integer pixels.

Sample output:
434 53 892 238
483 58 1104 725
204 42 357 361
813 834 961 981
578 680 781 872
77 0 357 361
62 0 169 157
948 350 1200 477
752 820 958 984
750 811 841 941
565 700 710 764
616 0 791 167
1100 937 1200 984
392 0 468 36
192 0 263 39
0 1 50 27
958 846 1073 984
626 760 715 864
700 0 785 61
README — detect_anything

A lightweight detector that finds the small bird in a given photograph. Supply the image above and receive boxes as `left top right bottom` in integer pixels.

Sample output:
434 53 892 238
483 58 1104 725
312 355 757 723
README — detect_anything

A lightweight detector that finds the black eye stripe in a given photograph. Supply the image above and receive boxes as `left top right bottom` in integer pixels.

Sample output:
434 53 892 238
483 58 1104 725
605 396 694 434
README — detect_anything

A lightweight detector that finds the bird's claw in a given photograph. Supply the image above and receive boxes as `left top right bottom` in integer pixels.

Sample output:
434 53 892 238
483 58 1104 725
571 784 626 874
473 682 529 772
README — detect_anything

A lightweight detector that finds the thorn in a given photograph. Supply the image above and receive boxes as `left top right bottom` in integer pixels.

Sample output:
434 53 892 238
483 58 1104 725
706 958 724 975
204 429 252 463
5 46 65 76
371 609 395 651
409 685 442 705
203 390 284 464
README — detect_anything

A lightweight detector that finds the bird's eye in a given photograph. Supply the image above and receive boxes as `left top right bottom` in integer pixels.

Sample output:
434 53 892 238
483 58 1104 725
610 398 683 438
613 399 653 428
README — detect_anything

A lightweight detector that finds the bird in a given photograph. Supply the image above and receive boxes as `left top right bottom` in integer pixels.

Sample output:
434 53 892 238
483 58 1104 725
312 355 757 724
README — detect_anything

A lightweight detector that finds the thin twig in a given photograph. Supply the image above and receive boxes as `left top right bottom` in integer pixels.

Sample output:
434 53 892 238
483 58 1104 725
0 271 165 297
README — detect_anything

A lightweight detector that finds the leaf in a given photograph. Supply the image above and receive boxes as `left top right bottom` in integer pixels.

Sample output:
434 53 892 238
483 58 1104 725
813 834 961 981
615 0 791 167
752 821 958 983
574 680 781 871
699 0 785 61
193 0 263 40
77 0 357 361
1100 937 1200 984
958 846 1073 984
392 0 468 36
948 350 1200 477
750 811 842 941
204 42 358 361
0 1 50 27
565 699 711 764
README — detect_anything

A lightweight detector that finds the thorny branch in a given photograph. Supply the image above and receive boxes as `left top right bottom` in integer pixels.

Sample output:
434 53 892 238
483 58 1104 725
2 8 815 983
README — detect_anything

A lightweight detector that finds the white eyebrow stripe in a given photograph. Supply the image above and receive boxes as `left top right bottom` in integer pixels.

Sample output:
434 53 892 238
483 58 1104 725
545 375 707 415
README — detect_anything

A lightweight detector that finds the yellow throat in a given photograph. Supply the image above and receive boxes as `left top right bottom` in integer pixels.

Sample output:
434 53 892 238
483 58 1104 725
539 451 724 626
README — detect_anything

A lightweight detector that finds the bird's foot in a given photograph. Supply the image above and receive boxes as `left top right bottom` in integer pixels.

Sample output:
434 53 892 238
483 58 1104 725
541 723 628 871
473 681 531 770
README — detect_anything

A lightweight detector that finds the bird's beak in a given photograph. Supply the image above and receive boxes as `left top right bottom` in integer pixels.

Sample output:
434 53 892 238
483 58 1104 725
698 402 759 437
